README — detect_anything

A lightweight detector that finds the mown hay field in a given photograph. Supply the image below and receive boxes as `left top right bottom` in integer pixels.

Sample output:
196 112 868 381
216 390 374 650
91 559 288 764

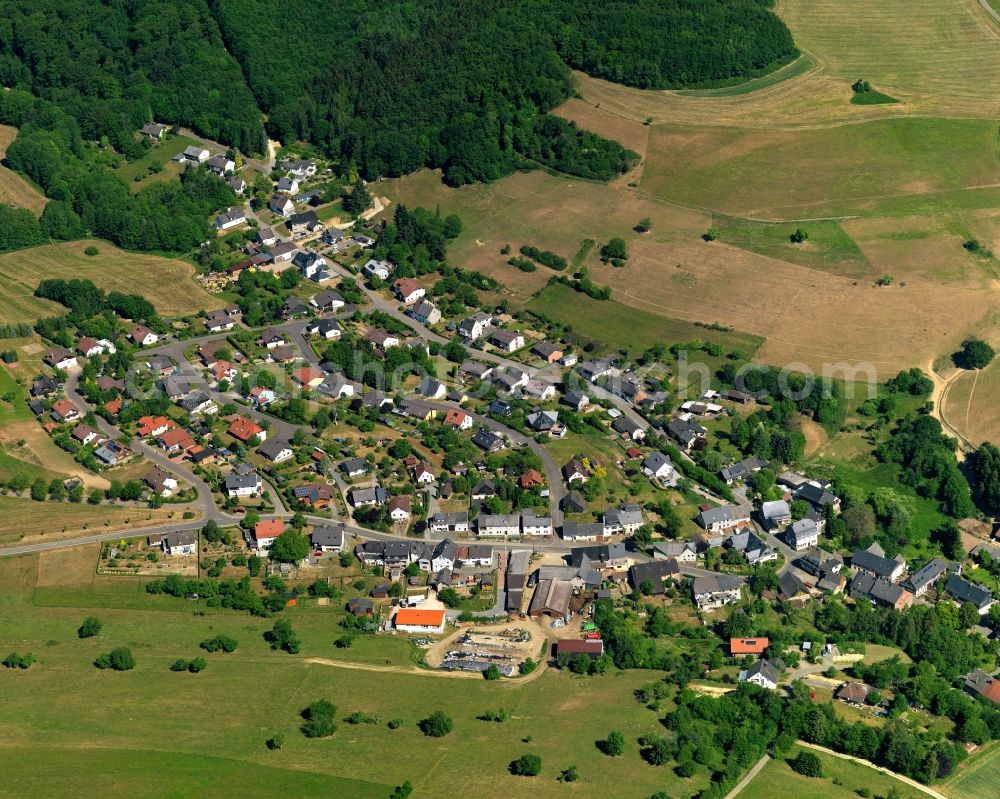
0 125 47 214
0 240 223 323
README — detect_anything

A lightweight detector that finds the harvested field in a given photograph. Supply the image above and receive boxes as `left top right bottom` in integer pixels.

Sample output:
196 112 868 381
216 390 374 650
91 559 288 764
571 0 1000 129
939 358 1000 448
0 125 46 214
0 240 223 323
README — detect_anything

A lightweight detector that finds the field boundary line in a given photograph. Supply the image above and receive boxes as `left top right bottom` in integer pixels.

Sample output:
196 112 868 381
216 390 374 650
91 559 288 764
797 741 948 799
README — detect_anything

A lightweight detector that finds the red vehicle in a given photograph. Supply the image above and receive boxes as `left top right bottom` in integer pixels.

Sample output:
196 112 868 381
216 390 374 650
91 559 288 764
584 632 602 640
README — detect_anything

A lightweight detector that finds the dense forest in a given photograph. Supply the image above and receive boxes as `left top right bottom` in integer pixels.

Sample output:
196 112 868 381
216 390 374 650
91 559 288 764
0 0 265 154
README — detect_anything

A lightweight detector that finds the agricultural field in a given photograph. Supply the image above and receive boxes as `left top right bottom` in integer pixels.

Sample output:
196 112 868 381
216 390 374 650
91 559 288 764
0 240 223 323
0 497 182 544
938 357 1000 448
0 125 47 214
740 745 924 799
0 549 709 799
639 118 1000 220
941 740 1000 799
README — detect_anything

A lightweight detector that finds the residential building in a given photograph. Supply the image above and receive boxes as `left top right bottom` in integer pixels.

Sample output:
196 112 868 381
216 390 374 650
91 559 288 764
161 530 197 556
225 469 262 498
130 325 158 346
363 259 392 281
388 495 411 522
667 416 708 450
477 514 521 538
288 210 323 235
629 559 680 595
851 545 905 583
692 573 742 610
457 312 493 341
944 574 995 614
561 522 605 542
603 503 644 535
720 456 767 484
394 608 446 634
532 341 563 363
227 415 265 444
652 541 698 563
214 207 246 230
784 517 819 551
44 348 77 371
409 299 441 325
443 408 473 430
612 416 646 441
258 439 293 463
489 329 524 353
730 637 769 656
268 195 295 217
521 511 552 537
311 525 346 553
739 659 780 690
760 500 792 530
695 504 751 533
252 519 284 553
429 512 470 534
849 573 913 610
902 557 949 597
311 290 345 312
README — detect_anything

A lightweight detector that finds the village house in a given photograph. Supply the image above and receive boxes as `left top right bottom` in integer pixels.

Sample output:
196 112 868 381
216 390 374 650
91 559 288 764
388 495 411 523
275 176 299 194
141 122 167 140
288 210 324 235
652 540 698 563
849 572 913 610
726 529 778 566
629 559 680 595
280 159 318 179
603 503 644 536
739 659 780 690
612 415 646 441
364 329 400 350
760 499 792 530
94 439 132 466
225 468 262 498
428 512 470 534
176 145 209 163
258 439 294 463
443 408 473 431
204 310 235 332
720 456 767 484
471 428 504 453
77 337 116 358
561 457 589 484
532 341 563 363
902 557 949 597
294 250 329 281
44 348 78 371
161 530 197 557
695 504 751 533
392 277 425 304
306 318 342 340
268 195 295 217
252 519 284 554
667 416 708 451
178 392 217 416
561 389 590 412
692 573 742 610
214 207 246 231
642 451 680 486
311 525 346 553
50 399 80 422
521 511 552 537
157 427 196 455
458 360 493 382
228 175 247 194
784 517 820 551
137 415 171 437
394 608 446 634
363 259 393 281
227 415 265 444
409 299 441 325
944 574 995 614
851 543 905 583
561 521 606 542
457 312 492 341
71 424 98 446
489 329 524 353
730 637 769 657
477 514 521 538
310 290 345 313
130 325 158 346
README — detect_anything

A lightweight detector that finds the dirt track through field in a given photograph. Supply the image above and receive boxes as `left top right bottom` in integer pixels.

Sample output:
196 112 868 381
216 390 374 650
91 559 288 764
797 741 949 799
305 656 548 683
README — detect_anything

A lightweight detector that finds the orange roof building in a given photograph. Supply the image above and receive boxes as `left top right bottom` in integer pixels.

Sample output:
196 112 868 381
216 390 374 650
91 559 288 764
227 415 264 443
103 398 123 416
730 637 769 656
394 608 446 633
253 518 285 543
137 415 172 437
443 408 472 429
292 366 324 388
157 427 195 453
519 469 544 489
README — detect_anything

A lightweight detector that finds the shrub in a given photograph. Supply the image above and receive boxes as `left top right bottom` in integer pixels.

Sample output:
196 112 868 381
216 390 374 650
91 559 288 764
266 733 285 750
84 246 99 256
200 635 238 653
789 750 823 778
419 710 453 737
478 708 509 723
301 699 337 738
265 619 300 654
789 228 808 243
600 237 628 261
96 646 135 671
641 735 671 766
603 730 625 757
702 229 718 242
77 616 102 639
187 657 207 673
957 337 995 370
510 753 542 776
518 657 537 675
2 651 35 669
387 718 403 729
483 664 501 680
559 765 579 782
170 659 189 672
389 782 413 799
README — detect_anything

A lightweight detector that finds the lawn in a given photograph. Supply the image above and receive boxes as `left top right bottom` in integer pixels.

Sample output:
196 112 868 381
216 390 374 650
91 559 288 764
115 134 199 185
0 550 711 799
527 282 762 357
0 125 47 214
673 53 815 97
0 239 223 322
740 745 923 799
942 740 1000 799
